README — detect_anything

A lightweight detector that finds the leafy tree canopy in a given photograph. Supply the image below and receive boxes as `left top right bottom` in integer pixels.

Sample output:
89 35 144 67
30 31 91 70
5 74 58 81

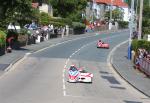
0 0 37 30
105 8 124 21
48 0 87 22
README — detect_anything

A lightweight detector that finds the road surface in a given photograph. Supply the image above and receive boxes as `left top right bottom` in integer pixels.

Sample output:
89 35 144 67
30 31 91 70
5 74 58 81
0 31 149 103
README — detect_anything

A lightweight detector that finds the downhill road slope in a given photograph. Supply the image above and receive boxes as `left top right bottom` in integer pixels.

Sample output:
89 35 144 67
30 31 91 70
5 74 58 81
0 31 149 103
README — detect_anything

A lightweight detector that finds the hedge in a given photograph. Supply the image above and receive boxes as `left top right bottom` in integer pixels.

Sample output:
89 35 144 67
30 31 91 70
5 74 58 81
49 17 72 26
143 27 150 35
117 21 129 29
72 22 86 34
0 30 6 46
39 12 72 26
39 12 50 25
49 21 65 27
131 39 150 52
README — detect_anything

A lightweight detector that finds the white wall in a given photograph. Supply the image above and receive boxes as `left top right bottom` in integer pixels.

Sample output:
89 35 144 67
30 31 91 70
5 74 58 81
39 3 53 16
85 2 93 21
86 2 106 21
86 2 129 21
94 3 105 19
123 7 129 21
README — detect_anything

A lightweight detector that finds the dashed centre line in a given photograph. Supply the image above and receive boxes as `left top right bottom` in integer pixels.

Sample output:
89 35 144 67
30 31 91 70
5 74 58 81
62 34 122 96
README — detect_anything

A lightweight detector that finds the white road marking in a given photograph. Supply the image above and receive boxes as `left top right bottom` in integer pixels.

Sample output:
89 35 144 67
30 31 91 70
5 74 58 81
0 30 125 96
106 40 129 86
34 29 126 54
34 33 101 54
107 40 128 64
62 73 65 78
62 34 123 96
62 41 96 96
63 79 65 83
63 84 66 90
107 40 150 98
63 91 66 96
2 30 124 75
0 52 32 80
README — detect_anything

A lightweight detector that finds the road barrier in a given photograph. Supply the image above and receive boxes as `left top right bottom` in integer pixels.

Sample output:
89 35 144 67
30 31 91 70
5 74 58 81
139 58 150 77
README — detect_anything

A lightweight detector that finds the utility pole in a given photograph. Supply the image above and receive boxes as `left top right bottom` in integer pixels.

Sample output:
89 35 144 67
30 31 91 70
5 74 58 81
109 0 114 30
128 0 135 60
135 0 138 31
110 0 114 22
136 0 139 11
138 0 143 40
92 0 95 23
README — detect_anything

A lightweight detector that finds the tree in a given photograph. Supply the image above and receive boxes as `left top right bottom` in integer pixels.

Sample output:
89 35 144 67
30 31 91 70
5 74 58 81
48 0 76 17
48 0 87 22
105 8 124 21
0 0 38 30
125 0 150 37
112 8 124 21
142 5 150 35
39 12 50 25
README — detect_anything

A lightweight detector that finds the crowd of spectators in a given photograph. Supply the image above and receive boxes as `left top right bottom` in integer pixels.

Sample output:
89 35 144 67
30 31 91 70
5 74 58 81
85 20 108 32
6 21 70 52
24 22 69 40
135 48 150 69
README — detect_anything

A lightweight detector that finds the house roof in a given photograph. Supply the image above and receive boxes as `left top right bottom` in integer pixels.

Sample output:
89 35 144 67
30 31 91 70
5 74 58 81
32 3 39 8
95 0 111 4
95 0 128 7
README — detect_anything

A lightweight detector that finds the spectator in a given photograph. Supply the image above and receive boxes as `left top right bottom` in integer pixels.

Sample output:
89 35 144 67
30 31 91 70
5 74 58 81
61 26 65 38
135 56 140 69
132 31 138 39
65 25 69 36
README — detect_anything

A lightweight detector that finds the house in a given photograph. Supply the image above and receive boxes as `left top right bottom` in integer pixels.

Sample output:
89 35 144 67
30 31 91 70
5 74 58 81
32 0 53 16
39 3 53 16
86 0 128 22
86 1 106 22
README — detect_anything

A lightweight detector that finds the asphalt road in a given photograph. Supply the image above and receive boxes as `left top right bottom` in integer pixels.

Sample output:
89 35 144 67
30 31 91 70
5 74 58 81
0 31 149 103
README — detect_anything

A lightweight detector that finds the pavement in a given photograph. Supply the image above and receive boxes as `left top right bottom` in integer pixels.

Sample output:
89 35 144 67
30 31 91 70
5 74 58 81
0 31 108 74
0 30 150 98
112 42 150 98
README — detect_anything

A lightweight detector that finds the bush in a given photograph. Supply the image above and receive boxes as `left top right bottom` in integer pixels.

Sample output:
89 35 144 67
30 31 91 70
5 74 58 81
131 39 138 52
142 18 150 36
118 21 129 29
131 39 150 52
143 27 150 35
0 30 6 46
39 12 72 27
72 22 86 34
39 12 50 25
49 17 72 27
50 17 72 25
49 21 65 27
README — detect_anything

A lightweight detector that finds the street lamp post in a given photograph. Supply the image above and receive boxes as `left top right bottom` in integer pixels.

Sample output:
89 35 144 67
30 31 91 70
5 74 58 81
92 0 95 23
109 0 114 30
138 0 143 40
135 0 139 31
110 0 113 22
128 0 135 60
